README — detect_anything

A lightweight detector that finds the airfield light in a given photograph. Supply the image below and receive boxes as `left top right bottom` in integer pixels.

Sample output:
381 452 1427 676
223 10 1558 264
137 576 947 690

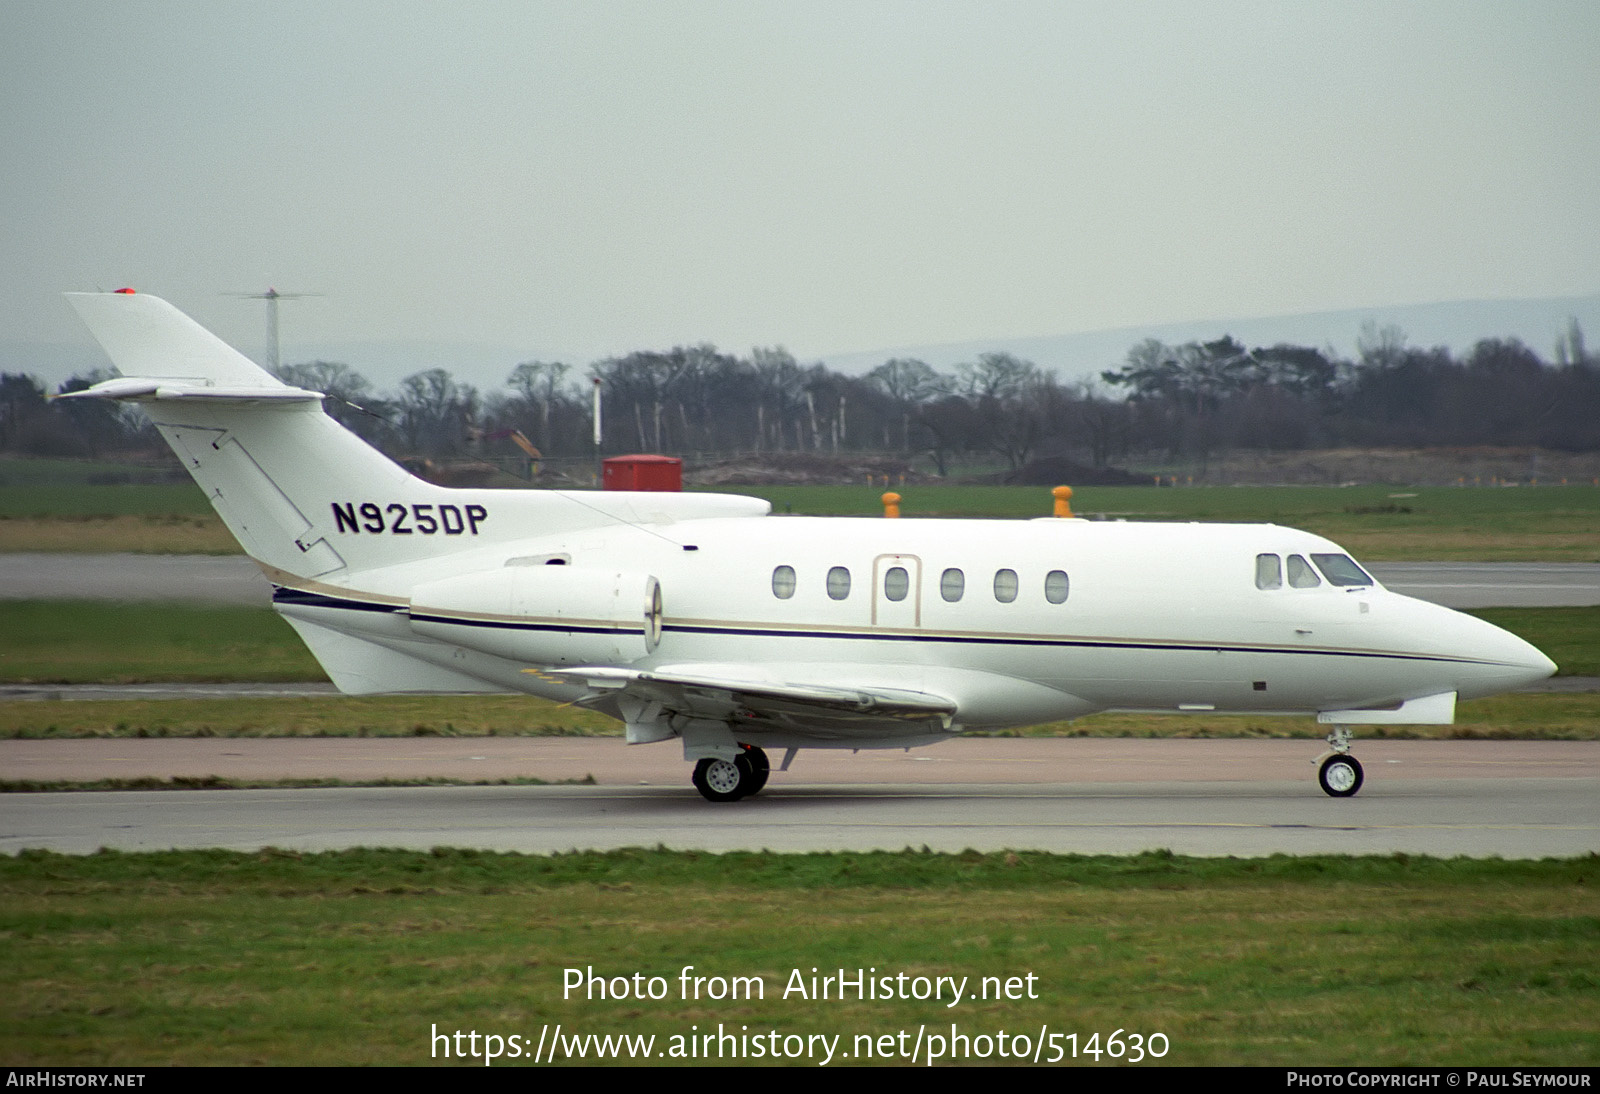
882 492 901 518
1053 485 1074 518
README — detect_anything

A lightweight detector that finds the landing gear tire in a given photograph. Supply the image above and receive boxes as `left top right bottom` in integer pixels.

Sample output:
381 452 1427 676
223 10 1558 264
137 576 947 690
741 745 770 796
692 755 754 802
1318 753 1364 798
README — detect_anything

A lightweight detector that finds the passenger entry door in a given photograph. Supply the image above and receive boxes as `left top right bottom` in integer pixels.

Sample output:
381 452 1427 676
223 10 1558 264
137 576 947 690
871 553 922 630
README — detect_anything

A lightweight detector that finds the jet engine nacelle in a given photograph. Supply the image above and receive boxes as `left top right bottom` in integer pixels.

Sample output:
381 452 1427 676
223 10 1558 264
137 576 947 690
408 566 662 666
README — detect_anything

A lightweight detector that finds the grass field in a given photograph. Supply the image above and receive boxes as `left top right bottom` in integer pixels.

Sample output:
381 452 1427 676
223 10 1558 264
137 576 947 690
2 461 1597 559
0 694 619 739
0 513 241 553
728 483 1600 561
0 457 188 488
4 692 1598 745
0 601 326 683
3 849 1595 1066
1 601 1593 749
1 602 1594 753
4 601 1594 686
4 471 1595 1068
0 482 213 516
0 458 238 551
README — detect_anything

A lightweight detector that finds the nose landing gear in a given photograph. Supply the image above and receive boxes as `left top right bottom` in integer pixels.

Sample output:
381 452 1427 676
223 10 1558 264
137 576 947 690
1317 752 1365 797
1314 726 1364 797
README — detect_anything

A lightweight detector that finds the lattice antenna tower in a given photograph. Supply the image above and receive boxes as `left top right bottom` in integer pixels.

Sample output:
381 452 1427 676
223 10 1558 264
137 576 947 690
224 287 320 374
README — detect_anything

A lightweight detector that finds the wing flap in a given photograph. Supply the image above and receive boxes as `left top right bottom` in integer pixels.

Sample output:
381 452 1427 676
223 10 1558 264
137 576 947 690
529 663 958 738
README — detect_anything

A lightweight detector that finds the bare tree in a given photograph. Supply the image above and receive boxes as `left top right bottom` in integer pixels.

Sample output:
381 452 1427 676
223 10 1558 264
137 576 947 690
867 357 944 450
506 360 573 451
395 368 479 456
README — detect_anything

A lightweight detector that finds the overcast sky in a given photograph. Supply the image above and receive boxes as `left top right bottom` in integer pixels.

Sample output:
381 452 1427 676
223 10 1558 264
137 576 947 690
4 1 1597 370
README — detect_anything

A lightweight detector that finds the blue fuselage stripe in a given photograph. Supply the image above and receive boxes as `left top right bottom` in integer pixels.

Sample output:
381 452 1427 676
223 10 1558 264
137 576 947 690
662 624 1473 664
273 586 1488 667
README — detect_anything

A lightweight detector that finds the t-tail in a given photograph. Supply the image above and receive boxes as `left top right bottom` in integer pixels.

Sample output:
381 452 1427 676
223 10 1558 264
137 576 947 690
62 291 488 581
62 291 767 586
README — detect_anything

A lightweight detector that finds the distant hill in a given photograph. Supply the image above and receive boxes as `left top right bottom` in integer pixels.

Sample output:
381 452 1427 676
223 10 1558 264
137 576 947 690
9 293 1596 393
821 294 1600 382
1 336 562 395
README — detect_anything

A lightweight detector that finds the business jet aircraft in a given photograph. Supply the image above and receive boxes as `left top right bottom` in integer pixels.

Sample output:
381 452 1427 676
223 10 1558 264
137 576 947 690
62 291 1556 801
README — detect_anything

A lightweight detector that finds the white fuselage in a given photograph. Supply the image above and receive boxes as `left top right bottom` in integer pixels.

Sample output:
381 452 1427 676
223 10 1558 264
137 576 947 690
271 506 1555 749
61 290 1558 782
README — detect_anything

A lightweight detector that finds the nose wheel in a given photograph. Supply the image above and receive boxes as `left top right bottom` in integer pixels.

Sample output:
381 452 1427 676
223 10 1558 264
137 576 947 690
1315 726 1364 797
1317 753 1364 797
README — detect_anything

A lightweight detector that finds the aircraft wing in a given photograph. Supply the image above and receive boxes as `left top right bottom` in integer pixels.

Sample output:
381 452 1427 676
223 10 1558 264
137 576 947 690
529 663 958 738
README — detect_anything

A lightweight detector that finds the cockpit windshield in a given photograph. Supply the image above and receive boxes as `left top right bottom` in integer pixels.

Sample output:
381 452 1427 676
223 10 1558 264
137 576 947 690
1311 553 1374 587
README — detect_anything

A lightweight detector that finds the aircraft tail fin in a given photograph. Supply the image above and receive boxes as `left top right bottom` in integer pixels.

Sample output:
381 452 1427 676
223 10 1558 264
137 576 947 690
63 291 426 579
65 290 769 587
66 291 291 391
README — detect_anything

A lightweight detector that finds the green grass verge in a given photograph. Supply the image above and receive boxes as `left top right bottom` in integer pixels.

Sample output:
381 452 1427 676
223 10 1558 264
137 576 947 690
3 849 1595 1066
714 481 1598 522
3 477 1597 559
0 694 619 738
0 461 236 552
4 692 1597 741
0 775 596 792
714 483 1600 561
1471 607 1600 677
0 513 240 553
3 601 1593 685
0 457 189 489
0 482 213 517
0 601 325 683
1019 691 1600 740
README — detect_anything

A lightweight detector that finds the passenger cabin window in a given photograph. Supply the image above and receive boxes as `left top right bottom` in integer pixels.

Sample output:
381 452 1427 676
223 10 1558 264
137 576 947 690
884 566 909 602
993 568 1019 603
771 565 796 599
826 566 852 600
1044 570 1069 604
1286 554 1321 588
1312 553 1374 587
940 568 965 602
1255 554 1282 590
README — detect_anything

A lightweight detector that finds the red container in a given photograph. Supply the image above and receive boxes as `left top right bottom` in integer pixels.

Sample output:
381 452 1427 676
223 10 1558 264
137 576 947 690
602 454 683 491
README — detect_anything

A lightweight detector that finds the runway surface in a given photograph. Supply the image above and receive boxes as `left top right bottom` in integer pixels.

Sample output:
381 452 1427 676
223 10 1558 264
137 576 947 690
0 553 270 604
3 556 1594 859
3 554 1598 609
4 739 1596 858
1366 561 1600 609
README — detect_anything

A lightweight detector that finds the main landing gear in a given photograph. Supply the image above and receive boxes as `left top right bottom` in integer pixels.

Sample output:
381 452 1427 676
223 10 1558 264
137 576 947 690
691 744 770 802
1315 726 1364 798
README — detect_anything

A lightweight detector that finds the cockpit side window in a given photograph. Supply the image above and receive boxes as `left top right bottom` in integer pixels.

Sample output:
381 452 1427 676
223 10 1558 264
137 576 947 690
1255 553 1282 590
1286 554 1321 588
1312 553 1374 587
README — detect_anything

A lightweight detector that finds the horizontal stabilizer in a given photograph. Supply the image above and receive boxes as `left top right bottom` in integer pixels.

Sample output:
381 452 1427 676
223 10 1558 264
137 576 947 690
54 377 321 402
66 291 288 389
